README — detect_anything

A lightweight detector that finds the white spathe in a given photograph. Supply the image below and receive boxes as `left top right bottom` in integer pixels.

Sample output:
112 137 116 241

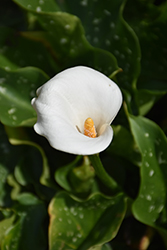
31 66 122 155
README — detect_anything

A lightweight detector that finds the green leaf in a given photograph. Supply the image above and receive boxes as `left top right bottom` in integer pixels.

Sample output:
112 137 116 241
55 156 96 194
108 125 141 166
127 1 167 91
0 213 15 245
0 27 57 76
89 243 112 250
12 0 119 76
13 0 60 12
128 115 167 245
124 1 167 114
5 126 59 195
55 156 82 192
0 124 23 206
48 192 126 250
55 0 141 90
134 89 166 116
0 67 49 127
101 244 112 250
1 193 47 250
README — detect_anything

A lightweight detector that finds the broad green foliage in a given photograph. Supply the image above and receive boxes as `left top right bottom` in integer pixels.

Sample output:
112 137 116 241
55 156 97 195
48 192 126 250
108 125 141 166
124 0 167 115
1 193 47 250
0 67 49 126
129 115 167 246
13 0 119 76
0 0 167 249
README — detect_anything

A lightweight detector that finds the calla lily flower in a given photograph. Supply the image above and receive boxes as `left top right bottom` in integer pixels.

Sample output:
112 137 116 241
31 66 122 155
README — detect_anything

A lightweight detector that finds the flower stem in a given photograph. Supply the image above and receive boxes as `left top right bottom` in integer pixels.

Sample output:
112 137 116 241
108 68 123 80
89 154 121 193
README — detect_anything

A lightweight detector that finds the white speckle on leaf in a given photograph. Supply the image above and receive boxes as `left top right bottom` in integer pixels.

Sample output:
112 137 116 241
114 35 119 40
72 237 77 242
0 78 6 84
80 0 87 6
8 108 16 115
145 133 149 137
127 48 132 54
93 18 100 25
148 205 155 212
5 66 10 71
149 152 153 157
60 38 68 44
0 86 6 94
145 162 149 167
110 22 115 28
104 9 111 15
146 195 152 201
77 233 82 238
79 213 84 219
105 39 111 46
70 207 75 213
67 219 72 224
36 6 42 12
93 37 99 43
157 204 164 213
158 152 167 164
149 170 154 177
65 24 70 29
12 115 17 121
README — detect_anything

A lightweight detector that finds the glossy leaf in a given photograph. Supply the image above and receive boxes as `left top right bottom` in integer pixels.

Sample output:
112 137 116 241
108 125 141 166
55 156 96 194
55 156 83 192
1 193 47 250
134 89 166 116
129 115 167 245
5 126 59 195
0 123 23 206
12 0 119 76
0 213 15 244
0 67 49 126
55 0 141 91
0 27 57 76
48 192 126 250
13 0 60 12
124 0 167 114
